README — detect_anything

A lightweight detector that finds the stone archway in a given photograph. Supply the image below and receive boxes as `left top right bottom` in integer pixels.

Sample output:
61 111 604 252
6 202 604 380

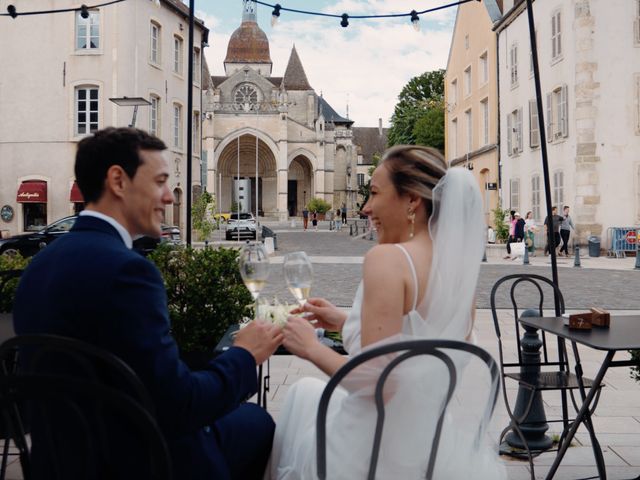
216 133 277 216
287 155 313 216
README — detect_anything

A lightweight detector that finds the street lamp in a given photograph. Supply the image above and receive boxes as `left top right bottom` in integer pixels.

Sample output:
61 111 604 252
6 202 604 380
108 96 151 127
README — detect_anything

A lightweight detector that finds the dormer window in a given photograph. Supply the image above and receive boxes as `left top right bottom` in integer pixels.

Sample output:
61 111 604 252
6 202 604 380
234 83 259 111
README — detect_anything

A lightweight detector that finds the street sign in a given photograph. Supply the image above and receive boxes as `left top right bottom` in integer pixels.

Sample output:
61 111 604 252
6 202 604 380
626 230 637 244
486 182 498 190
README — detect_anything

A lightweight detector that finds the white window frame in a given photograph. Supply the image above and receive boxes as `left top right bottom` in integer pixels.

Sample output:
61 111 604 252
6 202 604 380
553 170 564 210
510 178 520 212
173 103 182 149
150 21 161 65
635 0 640 45
75 86 99 136
465 109 472 153
531 175 541 221
529 99 540 148
551 10 562 61
193 47 201 85
510 42 519 88
173 35 183 75
450 79 458 105
357 173 365 187
464 66 472 97
192 111 200 155
150 95 160 137
480 98 489 146
507 108 523 155
75 9 100 50
479 51 488 86
450 118 458 159
547 84 569 141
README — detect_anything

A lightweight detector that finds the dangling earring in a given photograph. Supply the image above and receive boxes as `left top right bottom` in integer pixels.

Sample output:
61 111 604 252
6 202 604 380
408 210 415 238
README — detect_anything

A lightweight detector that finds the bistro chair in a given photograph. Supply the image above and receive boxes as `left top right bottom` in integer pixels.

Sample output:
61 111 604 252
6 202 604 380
0 334 171 480
490 273 603 479
316 339 500 480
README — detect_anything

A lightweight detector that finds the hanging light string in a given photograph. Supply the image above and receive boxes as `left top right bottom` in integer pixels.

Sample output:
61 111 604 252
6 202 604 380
2 0 126 18
255 0 480 28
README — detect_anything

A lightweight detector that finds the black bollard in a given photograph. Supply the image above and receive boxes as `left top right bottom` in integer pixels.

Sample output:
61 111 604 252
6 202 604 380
349 223 353 236
574 246 581 268
503 309 554 452
204 240 208 248
482 249 487 262
523 243 530 265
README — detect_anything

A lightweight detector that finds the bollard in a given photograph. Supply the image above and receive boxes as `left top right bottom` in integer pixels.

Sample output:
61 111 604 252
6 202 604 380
574 246 581 268
368 228 374 241
522 244 530 265
482 249 487 262
349 223 353 236
204 240 209 248
355 222 359 236
329 220 333 231
503 309 554 452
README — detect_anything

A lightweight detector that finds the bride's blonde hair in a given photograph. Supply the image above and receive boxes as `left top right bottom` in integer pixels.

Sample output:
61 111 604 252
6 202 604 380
380 145 448 219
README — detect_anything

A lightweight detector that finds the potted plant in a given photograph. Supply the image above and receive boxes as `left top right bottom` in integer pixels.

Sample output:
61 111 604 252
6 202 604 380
306 197 331 220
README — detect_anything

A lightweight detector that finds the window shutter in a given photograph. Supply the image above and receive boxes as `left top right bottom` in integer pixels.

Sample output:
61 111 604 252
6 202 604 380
507 113 513 156
517 108 524 152
529 100 539 148
546 93 552 142
557 12 562 56
551 15 557 58
561 84 569 137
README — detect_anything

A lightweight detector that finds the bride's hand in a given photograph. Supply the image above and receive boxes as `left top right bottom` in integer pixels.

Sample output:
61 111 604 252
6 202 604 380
289 297 347 332
282 316 319 360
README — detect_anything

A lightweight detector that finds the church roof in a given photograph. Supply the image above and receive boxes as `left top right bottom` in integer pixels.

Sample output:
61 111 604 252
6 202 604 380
352 127 389 164
281 46 312 91
210 76 282 88
319 97 353 125
224 20 272 64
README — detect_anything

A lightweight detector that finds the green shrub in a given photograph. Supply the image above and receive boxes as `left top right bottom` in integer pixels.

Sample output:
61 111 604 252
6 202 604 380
148 243 253 354
192 191 216 241
306 197 331 214
492 206 510 243
0 253 31 313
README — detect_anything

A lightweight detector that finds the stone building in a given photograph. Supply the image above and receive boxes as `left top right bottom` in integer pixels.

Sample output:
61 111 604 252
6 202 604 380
0 0 208 236
496 0 640 243
352 123 389 209
203 1 357 220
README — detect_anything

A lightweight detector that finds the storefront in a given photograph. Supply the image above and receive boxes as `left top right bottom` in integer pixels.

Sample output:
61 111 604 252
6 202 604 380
70 181 85 214
16 181 47 231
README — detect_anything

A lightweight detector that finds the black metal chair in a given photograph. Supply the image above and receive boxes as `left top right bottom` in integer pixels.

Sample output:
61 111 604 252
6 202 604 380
316 339 500 480
490 273 602 478
0 334 171 480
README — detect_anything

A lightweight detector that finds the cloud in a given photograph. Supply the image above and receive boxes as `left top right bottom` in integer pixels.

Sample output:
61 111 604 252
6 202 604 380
203 4 455 127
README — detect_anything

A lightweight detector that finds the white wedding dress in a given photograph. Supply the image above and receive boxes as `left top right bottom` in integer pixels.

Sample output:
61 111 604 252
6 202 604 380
267 169 506 479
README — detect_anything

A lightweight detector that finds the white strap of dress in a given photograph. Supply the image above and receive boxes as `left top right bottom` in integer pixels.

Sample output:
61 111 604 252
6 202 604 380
394 244 419 311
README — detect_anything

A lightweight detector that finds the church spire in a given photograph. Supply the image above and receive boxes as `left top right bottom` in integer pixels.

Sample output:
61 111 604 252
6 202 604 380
242 0 257 23
282 45 313 90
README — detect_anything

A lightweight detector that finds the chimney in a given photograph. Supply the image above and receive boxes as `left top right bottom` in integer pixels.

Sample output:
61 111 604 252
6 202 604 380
378 118 382 136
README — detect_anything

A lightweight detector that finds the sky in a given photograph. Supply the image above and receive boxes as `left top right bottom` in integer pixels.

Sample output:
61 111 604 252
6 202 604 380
196 1 457 127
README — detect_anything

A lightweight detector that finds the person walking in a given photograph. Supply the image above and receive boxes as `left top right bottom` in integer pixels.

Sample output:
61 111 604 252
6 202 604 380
504 210 516 259
544 206 564 256
341 204 347 224
311 211 318 231
302 207 309 231
335 208 342 231
524 211 538 255
560 205 575 257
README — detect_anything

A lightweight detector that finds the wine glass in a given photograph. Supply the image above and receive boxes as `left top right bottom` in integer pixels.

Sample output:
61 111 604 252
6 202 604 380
238 242 270 304
283 251 313 307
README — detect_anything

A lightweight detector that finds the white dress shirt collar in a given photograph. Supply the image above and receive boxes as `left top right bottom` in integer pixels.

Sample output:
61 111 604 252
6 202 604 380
79 210 133 249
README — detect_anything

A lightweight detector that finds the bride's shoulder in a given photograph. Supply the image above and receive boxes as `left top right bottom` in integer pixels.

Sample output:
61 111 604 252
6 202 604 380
363 244 406 271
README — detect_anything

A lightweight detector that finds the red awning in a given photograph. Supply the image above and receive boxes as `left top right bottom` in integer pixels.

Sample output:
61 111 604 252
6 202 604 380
70 181 84 203
16 181 47 203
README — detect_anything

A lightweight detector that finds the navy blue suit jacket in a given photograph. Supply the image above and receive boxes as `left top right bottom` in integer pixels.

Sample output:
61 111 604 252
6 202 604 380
13 216 258 479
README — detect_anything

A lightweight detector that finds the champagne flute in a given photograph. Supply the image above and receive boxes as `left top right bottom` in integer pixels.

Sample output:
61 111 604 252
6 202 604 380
283 251 313 307
238 242 270 305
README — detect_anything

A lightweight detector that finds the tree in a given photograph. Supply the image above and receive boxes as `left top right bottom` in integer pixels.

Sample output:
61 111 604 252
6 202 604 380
192 191 216 241
357 152 381 211
387 69 445 151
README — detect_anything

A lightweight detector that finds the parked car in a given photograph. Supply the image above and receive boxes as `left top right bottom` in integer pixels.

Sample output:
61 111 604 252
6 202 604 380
0 216 181 257
225 212 257 241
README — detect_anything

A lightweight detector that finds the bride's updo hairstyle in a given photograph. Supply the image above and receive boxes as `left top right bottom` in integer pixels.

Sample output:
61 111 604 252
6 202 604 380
380 145 448 219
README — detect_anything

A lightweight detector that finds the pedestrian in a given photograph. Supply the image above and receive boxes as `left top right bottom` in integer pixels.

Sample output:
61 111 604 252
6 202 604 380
504 210 516 259
302 207 309 231
341 204 347 224
524 211 538 255
511 212 526 260
335 208 342 231
544 206 564 256
560 205 575 257
311 211 318 231
487 225 496 244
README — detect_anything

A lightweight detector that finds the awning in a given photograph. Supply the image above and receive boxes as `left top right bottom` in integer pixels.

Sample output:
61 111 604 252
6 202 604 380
16 181 47 203
70 181 84 203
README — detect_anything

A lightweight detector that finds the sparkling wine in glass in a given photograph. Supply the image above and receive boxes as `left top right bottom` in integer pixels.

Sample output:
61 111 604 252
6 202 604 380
283 252 313 307
239 242 270 303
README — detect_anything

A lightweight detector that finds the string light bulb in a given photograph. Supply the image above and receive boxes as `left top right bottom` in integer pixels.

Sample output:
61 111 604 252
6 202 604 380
80 4 89 19
340 13 348 28
7 5 17 18
410 10 420 31
271 4 281 26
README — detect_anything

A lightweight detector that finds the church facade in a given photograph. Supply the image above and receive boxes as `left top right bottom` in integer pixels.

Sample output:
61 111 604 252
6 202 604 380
203 1 358 220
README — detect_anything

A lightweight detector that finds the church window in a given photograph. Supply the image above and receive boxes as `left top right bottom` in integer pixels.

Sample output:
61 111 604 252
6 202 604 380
234 83 259 111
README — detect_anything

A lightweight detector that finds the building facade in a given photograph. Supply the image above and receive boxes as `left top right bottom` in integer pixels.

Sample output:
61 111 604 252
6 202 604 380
0 0 207 236
496 0 640 243
445 0 503 226
203 1 357 220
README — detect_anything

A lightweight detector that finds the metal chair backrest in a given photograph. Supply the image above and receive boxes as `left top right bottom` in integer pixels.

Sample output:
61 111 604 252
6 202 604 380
316 339 500 480
490 273 566 369
0 334 171 480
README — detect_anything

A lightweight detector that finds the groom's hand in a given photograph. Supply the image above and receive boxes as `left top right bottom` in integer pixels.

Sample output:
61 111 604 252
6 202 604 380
233 321 283 365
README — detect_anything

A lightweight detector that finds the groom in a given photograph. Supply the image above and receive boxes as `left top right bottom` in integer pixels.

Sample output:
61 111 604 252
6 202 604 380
13 127 283 479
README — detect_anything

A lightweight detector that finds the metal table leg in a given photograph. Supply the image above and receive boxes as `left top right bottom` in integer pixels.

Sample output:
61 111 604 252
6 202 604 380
263 358 270 408
545 350 615 480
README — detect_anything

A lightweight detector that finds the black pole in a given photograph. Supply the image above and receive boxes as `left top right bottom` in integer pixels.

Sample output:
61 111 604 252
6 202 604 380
186 0 195 246
525 0 560 316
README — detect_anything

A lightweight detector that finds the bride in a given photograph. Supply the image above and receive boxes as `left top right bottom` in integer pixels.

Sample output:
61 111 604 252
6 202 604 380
267 146 505 479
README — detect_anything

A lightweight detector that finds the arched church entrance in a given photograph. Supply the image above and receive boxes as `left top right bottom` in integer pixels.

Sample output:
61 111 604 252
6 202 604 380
287 155 313 217
217 134 277 217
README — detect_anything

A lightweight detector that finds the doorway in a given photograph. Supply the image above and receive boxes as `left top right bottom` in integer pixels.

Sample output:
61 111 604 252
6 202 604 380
287 180 298 216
